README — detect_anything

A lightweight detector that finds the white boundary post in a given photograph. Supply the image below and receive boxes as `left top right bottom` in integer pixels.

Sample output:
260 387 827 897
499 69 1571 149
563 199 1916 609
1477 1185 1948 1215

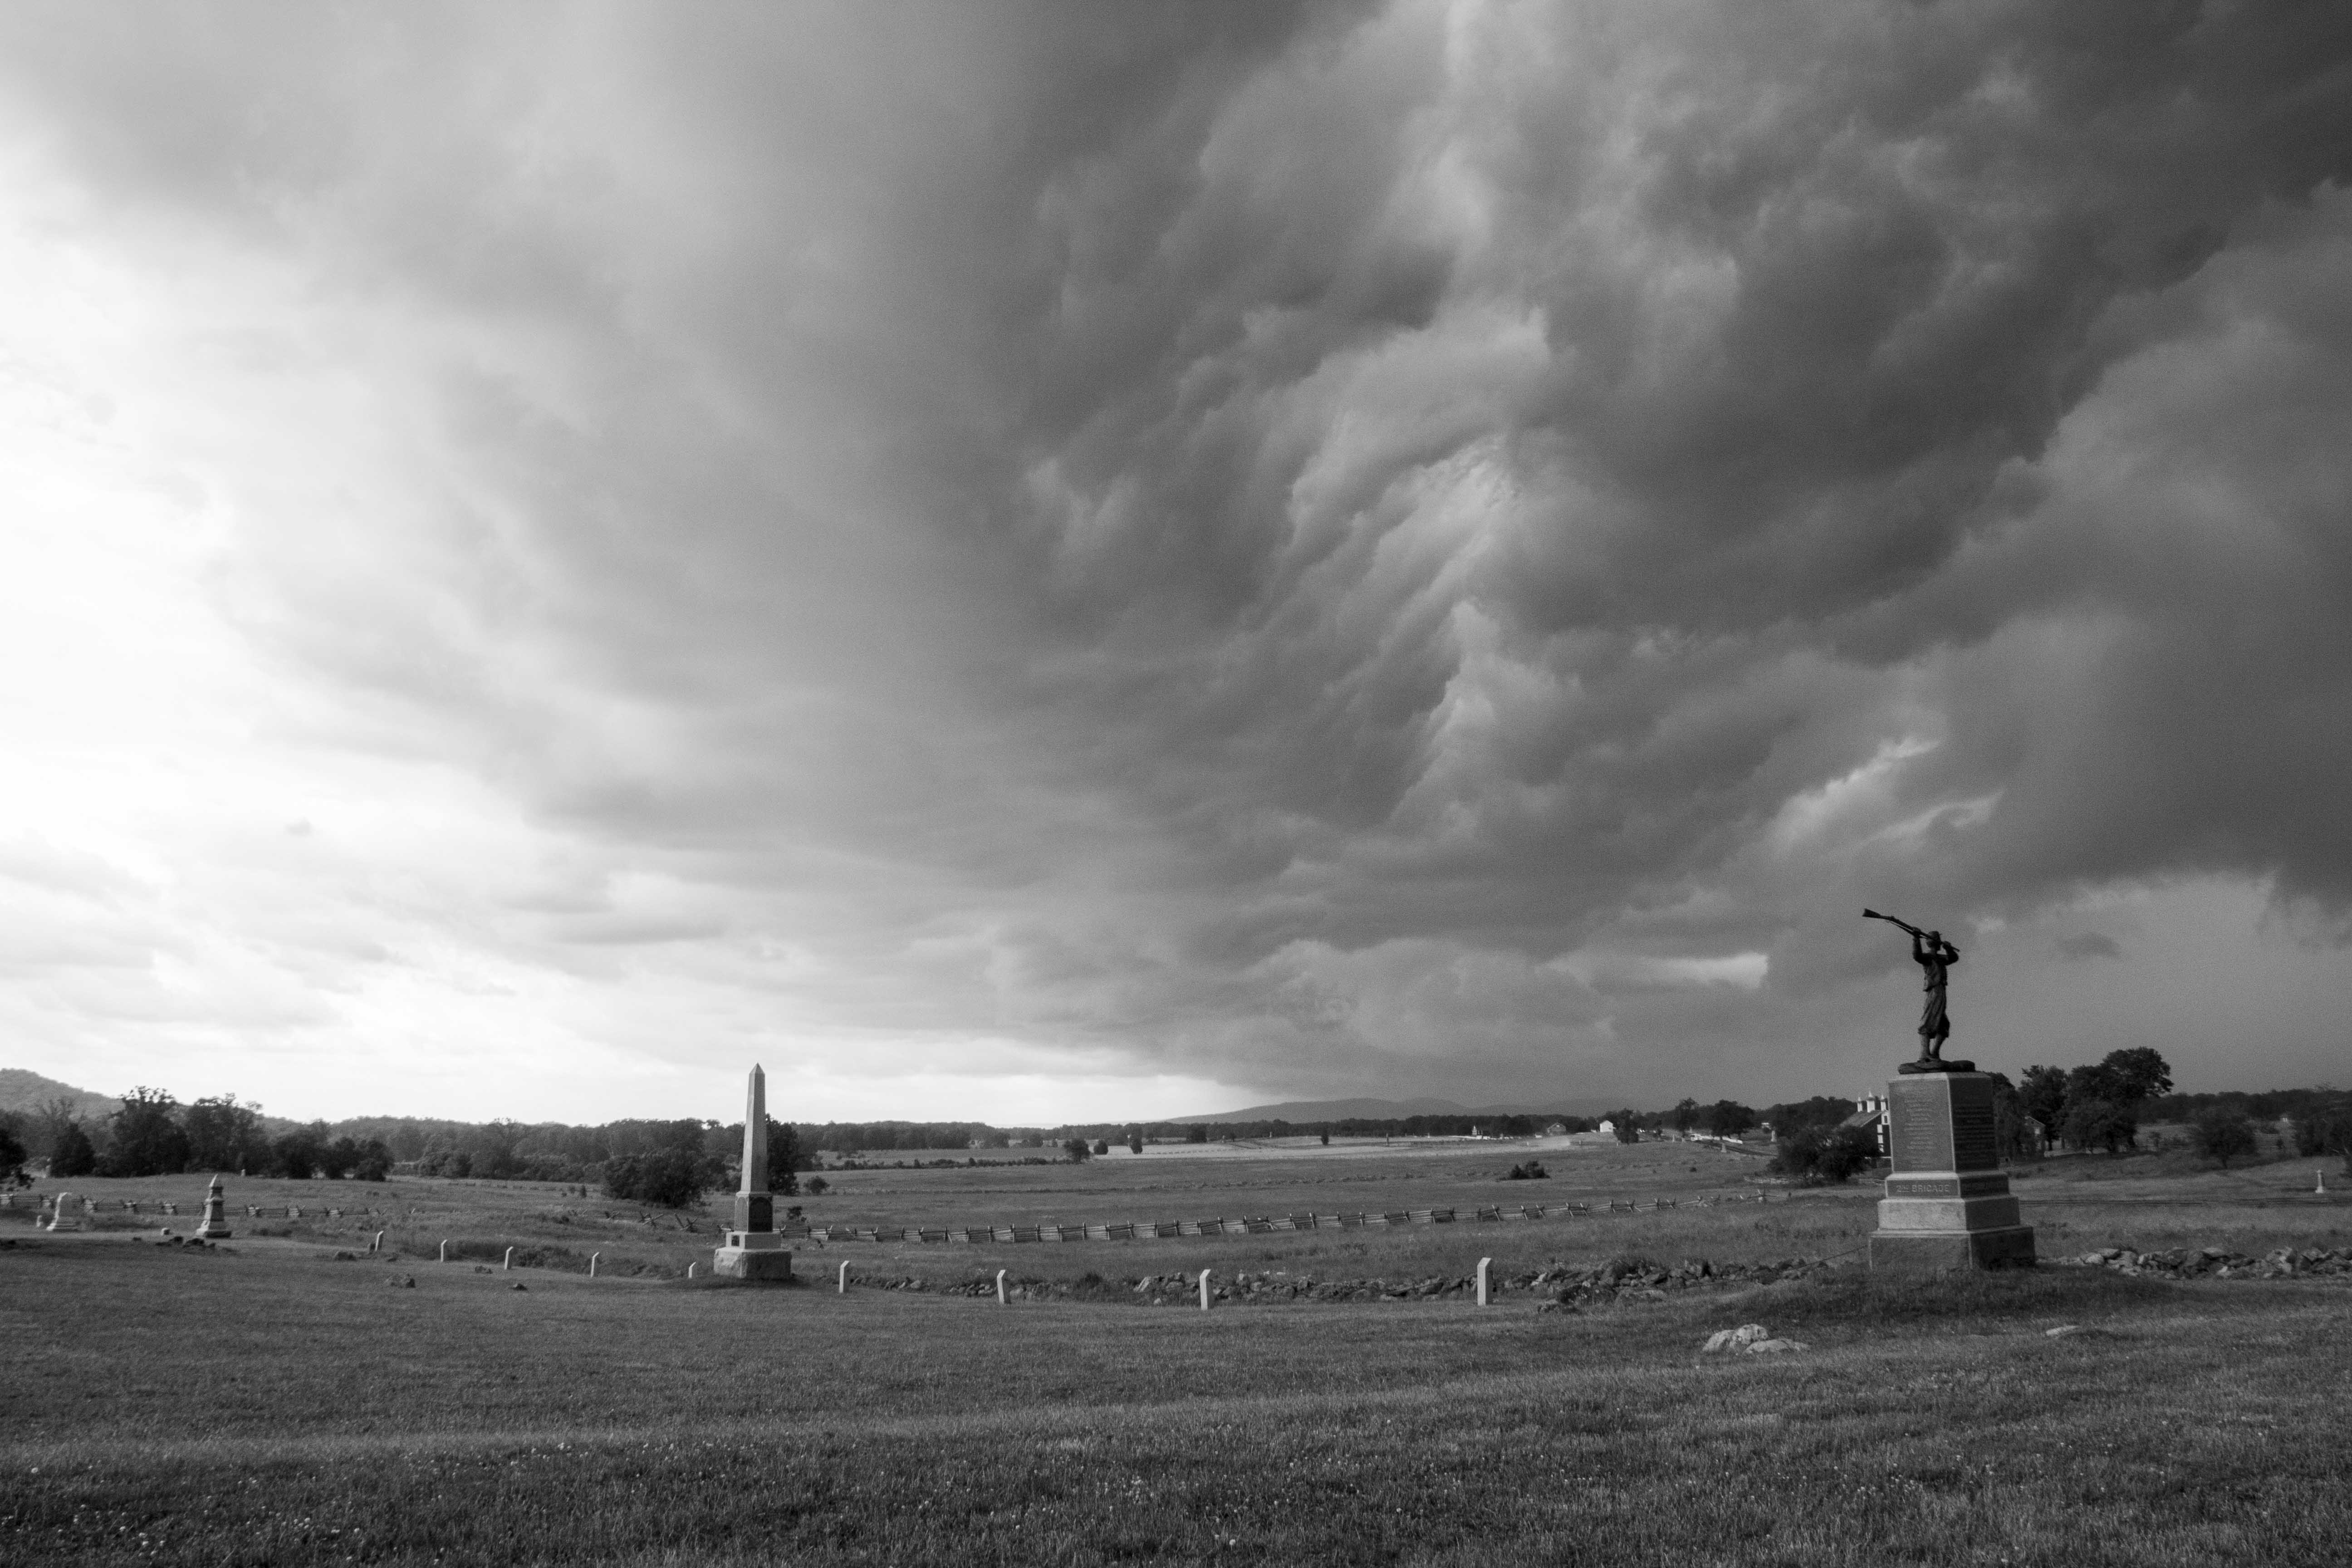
589 1252 601 1278
687 1262 698 1279
1476 1257 1491 1307
503 1246 514 1272
371 1230 384 1254
1199 1268 1212 1311
838 1261 850 1294
995 1268 1008 1305
438 1240 449 1263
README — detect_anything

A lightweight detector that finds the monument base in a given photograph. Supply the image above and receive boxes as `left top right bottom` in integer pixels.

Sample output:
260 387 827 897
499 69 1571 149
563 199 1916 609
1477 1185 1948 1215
194 1222 232 1240
712 1231 795 1281
1869 1227 2036 1272
1869 1071 2035 1274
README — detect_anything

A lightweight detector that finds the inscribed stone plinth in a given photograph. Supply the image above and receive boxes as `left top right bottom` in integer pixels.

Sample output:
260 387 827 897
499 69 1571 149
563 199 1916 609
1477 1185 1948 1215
1868 1072 2035 1272
196 1175 233 1239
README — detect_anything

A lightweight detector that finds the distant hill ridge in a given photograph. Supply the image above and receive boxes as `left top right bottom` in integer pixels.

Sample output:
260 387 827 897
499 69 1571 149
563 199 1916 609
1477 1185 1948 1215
1170 1095 1620 1124
0 1068 121 1122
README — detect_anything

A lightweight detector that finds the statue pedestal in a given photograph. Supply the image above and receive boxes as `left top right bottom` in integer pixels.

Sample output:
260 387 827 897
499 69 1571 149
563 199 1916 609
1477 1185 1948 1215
712 1229 795 1281
1869 1071 2035 1272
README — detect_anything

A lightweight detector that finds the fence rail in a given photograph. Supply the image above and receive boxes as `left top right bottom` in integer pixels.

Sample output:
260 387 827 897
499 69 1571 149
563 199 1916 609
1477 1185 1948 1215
773 1193 1777 1246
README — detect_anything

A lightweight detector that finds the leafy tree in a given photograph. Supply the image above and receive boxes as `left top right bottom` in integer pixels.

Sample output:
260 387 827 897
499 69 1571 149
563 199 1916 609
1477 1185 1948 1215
1063 1137 1093 1163
1987 1074 2039 1161
271 1130 323 1179
1091 1138 1110 1156
2097 1048 2173 1106
1772 1124 1877 1183
183 1096 268 1172
1762 1096 1858 1135
802 1174 829 1196
352 1140 393 1181
2292 1102 2352 1169
1186 1125 1209 1144
1130 1129 1145 1155
2018 1066 2069 1141
0 1121 27 1186
1668 1098 1701 1135
49 1121 98 1178
318 1137 363 1180
1318 1130 1329 1147
2062 1098 2137 1155
1702 1100 1757 1139
101 1087 189 1177
603 1147 715 1208
1606 1111 1640 1144
1818 1125 1881 1183
2191 1108 2258 1168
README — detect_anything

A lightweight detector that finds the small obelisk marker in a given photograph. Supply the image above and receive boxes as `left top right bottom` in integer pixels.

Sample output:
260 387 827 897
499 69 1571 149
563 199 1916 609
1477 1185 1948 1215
712 1063 794 1281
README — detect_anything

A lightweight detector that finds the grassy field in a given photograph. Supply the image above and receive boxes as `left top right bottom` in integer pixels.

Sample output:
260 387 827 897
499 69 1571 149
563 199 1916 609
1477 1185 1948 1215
6 1141 2348 1565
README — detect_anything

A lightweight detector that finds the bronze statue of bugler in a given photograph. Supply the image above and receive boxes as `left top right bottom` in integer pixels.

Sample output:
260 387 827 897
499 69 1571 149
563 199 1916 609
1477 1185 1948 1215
1864 909 1973 1073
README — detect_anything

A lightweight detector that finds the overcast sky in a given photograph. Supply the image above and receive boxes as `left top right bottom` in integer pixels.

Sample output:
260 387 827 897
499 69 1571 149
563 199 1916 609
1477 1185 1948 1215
2 3 2348 1126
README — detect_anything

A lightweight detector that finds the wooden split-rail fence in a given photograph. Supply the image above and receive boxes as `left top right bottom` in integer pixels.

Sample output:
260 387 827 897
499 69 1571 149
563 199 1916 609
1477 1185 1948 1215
785 1193 1774 1245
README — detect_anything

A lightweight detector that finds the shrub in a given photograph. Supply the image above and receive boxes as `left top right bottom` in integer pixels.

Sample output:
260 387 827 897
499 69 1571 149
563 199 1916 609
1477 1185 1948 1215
1774 1125 1877 1184
603 1148 714 1208
2062 1098 2138 1155
1063 1138 1092 1163
2191 1108 2259 1168
49 1122 98 1179
802 1175 829 1196
1771 1129 1823 1179
1816 1125 1880 1183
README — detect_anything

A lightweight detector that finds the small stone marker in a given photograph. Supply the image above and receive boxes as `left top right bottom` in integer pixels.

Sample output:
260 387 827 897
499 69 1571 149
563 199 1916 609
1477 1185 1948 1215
687 1262 698 1279
503 1246 514 1272
45 1192 82 1232
439 1240 450 1263
1199 1268 1212 1312
838 1261 849 1294
588 1252 601 1277
2320 1171 2328 1195
195 1176 232 1240
371 1230 384 1253
1476 1257 1491 1307
995 1268 1008 1305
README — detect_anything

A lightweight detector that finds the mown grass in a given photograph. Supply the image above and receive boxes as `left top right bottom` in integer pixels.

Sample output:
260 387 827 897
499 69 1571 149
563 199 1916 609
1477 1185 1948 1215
3 1234 2348 1565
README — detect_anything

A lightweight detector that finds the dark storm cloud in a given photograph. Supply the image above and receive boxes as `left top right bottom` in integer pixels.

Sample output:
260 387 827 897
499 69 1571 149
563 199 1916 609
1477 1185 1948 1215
5 1 2348 1109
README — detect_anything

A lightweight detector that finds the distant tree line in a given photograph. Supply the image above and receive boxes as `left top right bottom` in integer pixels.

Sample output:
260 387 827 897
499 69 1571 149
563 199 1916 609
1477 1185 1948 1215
0 1088 392 1183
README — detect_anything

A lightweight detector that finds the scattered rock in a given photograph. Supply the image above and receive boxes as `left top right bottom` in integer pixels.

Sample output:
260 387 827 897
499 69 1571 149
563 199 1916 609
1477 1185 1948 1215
2045 1324 2082 1338
1745 1338 1807 1355
511 1282 527 1291
1704 1323 1773 1353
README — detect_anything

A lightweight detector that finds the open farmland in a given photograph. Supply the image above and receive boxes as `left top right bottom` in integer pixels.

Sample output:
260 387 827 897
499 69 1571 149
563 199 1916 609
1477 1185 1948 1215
5 1142 2351 1565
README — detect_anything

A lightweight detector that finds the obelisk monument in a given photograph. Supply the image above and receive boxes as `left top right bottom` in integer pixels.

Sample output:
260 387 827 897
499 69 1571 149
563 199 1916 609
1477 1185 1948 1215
712 1063 794 1280
1862 911 2035 1271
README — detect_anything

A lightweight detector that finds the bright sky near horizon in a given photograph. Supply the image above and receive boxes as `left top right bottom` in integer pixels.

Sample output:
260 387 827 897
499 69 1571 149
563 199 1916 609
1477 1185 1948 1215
2 4 2348 1127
